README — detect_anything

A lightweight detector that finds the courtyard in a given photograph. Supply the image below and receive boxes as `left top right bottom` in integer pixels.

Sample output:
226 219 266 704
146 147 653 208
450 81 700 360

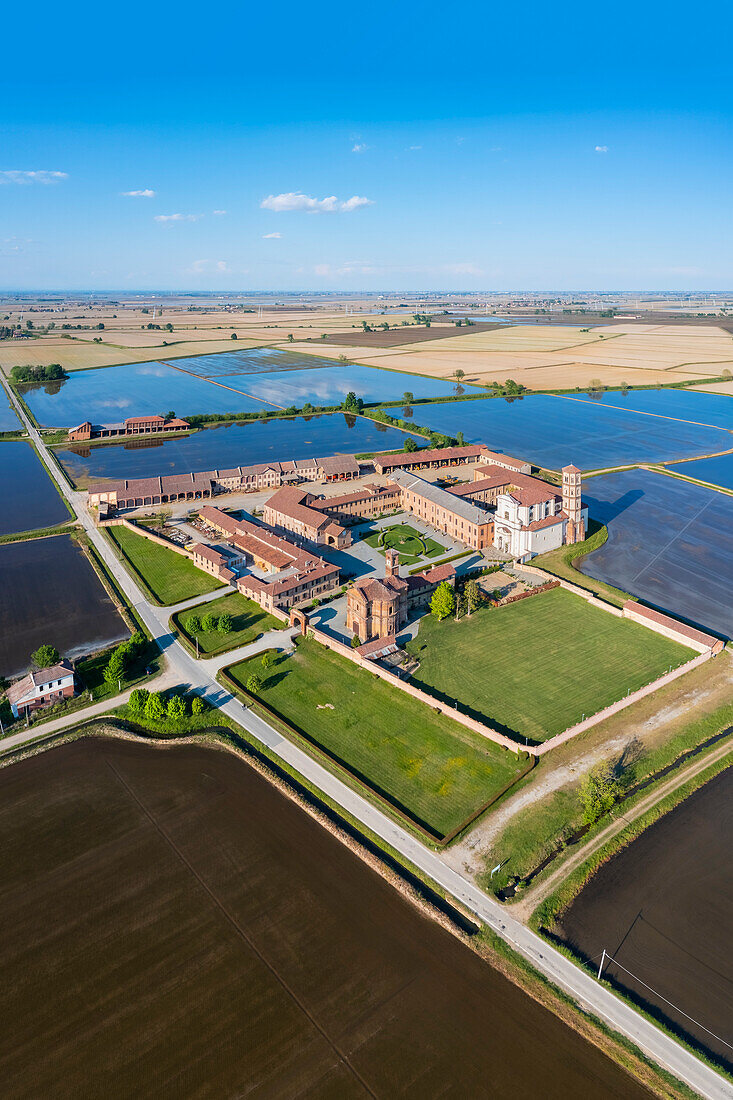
405 586 693 743
361 522 445 567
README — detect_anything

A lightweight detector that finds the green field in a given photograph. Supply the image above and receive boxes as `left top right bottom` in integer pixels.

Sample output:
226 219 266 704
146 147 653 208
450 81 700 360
406 587 693 742
108 526 223 605
363 522 445 566
225 638 527 838
174 592 281 655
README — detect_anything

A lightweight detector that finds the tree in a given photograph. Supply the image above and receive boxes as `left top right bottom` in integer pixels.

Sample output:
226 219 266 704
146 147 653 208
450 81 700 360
580 763 620 825
218 612 232 634
31 644 59 669
465 579 481 613
165 322 174 332
350 634 361 648
454 368 465 382
231 332 238 340
128 688 149 715
167 694 187 721
403 391 413 404
403 438 419 452
455 430 465 446
246 674 262 695
104 648 127 687
430 581 455 621
191 695 206 715
337 354 349 364
144 691 166 721
201 611 216 633
342 391 362 411
187 615 201 635
261 650 275 670
164 410 176 421
287 333 294 342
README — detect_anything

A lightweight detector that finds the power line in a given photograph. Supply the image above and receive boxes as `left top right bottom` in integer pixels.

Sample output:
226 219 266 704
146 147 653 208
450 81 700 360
598 949 733 1053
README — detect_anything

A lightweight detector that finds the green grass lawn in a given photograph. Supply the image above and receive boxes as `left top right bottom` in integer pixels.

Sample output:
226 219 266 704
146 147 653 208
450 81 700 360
406 587 693 742
108 526 223 605
225 638 527 838
174 592 281 655
363 522 445 567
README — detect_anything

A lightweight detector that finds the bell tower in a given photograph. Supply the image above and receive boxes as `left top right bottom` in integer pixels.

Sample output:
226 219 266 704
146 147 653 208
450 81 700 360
385 548 400 578
562 464 584 544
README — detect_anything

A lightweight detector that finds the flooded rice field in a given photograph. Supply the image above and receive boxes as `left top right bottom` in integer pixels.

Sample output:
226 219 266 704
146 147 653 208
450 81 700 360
559 765 733 1068
668 452 733 491
19 361 276 427
0 442 69 535
56 413 423 484
0 535 129 678
19 353 479 428
0 391 20 432
408 394 731 469
573 388 733 431
0 736 651 1098
580 469 733 638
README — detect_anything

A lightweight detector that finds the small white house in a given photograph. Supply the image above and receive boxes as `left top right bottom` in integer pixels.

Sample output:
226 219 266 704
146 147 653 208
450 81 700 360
7 660 76 718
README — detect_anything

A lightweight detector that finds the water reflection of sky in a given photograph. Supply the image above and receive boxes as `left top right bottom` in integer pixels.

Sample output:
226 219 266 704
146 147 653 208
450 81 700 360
561 388 733 431
57 413 423 482
0 391 20 432
667 453 733 490
0 442 70 534
220 364 476 407
581 469 733 637
407 395 731 469
20 362 278 427
20 358 480 427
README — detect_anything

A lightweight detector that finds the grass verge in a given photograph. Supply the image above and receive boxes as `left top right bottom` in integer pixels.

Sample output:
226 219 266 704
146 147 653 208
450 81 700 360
532 520 632 608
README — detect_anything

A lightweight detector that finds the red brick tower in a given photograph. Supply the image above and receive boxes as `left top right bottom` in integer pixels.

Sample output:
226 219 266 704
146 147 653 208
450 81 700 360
385 548 400 578
562 464 585 544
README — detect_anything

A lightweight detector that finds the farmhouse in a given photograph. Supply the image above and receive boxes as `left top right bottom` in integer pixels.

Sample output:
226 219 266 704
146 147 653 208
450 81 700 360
198 506 341 611
7 660 76 718
87 453 364 510
346 549 456 641
311 482 402 522
69 414 190 441
372 444 489 476
263 487 351 548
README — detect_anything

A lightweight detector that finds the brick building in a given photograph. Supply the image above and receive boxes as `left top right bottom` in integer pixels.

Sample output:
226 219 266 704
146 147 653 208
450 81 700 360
69 414 190 441
263 487 351 548
346 551 456 642
389 469 494 550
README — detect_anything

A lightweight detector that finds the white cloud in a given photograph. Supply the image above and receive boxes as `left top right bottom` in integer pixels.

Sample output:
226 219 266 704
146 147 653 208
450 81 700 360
595 145 609 153
187 258 232 274
212 209 227 215
122 188 156 197
262 232 282 239
0 169 68 184
154 213 203 223
352 143 368 153
260 192 374 214
443 262 484 277
407 145 422 151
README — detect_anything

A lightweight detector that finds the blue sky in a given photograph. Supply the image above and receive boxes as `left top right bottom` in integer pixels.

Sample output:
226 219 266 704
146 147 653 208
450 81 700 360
1 1 732 292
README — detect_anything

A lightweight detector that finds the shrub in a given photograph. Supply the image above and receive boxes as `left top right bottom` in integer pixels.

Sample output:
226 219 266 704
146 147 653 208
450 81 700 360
31 644 59 669
166 694 187 721
217 612 232 634
187 615 201 634
191 696 206 715
144 691 166 721
201 611 216 633
128 688 149 715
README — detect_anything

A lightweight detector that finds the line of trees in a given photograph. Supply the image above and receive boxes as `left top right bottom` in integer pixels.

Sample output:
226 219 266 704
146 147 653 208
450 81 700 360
11 363 67 383
186 611 233 637
128 687 206 723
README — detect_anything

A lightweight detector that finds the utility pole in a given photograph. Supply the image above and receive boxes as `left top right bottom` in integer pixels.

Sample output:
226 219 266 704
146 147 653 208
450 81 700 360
597 948 607 980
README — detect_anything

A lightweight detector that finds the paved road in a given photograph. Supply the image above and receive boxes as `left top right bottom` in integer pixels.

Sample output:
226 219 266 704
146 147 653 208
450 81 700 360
4 379 732 1100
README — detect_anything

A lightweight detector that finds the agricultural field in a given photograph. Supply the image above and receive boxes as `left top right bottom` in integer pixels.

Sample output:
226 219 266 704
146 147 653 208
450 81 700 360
406 587 693 742
173 592 280 654
107 526 223 605
226 638 528 839
363 523 445 566
298 322 733 391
